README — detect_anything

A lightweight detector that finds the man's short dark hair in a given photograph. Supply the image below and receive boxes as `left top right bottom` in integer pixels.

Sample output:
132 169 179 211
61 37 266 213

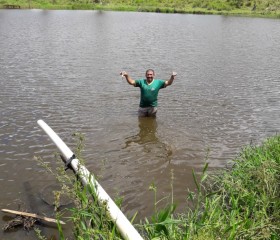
146 69 155 75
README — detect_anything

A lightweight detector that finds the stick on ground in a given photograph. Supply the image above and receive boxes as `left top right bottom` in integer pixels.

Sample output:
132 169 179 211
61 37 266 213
1 209 66 225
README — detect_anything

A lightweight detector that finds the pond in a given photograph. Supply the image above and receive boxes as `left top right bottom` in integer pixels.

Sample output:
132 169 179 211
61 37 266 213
0 9 279 239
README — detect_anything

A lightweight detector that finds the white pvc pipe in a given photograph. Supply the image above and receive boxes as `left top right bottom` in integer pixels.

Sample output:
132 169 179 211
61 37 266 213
37 119 143 240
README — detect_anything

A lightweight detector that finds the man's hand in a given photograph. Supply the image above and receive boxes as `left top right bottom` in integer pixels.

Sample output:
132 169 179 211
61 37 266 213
171 71 177 77
120 71 135 86
120 71 128 77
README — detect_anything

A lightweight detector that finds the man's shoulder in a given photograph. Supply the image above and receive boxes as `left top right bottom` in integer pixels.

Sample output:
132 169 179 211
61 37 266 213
154 79 165 86
135 79 145 86
136 79 146 82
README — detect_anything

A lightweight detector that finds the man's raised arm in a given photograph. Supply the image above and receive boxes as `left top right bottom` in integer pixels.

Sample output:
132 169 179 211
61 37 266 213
164 71 177 87
120 71 136 86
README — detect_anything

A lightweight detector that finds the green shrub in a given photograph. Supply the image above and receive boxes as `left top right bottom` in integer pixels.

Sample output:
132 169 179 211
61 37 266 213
206 0 232 10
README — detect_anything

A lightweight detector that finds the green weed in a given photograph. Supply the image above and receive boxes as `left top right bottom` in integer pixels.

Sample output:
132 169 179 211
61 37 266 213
36 133 280 239
36 132 124 239
1 0 280 18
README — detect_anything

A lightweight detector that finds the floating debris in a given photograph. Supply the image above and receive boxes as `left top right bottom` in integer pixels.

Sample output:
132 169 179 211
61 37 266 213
3 215 37 231
1 209 65 231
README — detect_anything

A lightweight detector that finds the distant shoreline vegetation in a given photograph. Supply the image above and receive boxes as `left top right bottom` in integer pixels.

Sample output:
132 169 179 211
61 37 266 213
1 0 280 18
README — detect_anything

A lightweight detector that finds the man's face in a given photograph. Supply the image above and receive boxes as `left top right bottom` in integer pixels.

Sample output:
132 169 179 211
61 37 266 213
146 71 154 81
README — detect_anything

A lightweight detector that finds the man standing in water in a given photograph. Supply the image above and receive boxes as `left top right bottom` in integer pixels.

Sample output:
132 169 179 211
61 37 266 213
120 69 177 117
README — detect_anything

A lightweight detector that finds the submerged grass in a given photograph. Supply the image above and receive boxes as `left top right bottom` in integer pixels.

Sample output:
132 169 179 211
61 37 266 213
36 134 280 239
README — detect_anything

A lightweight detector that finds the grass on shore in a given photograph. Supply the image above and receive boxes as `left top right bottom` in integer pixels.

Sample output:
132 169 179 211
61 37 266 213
1 0 280 18
36 133 280 239
182 134 280 239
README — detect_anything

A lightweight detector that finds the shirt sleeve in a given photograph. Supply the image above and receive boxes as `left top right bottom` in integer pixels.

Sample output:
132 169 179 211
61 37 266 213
135 79 141 87
159 79 166 88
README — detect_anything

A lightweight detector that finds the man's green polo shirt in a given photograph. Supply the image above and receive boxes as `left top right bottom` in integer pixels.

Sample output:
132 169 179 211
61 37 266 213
135 79 165 107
